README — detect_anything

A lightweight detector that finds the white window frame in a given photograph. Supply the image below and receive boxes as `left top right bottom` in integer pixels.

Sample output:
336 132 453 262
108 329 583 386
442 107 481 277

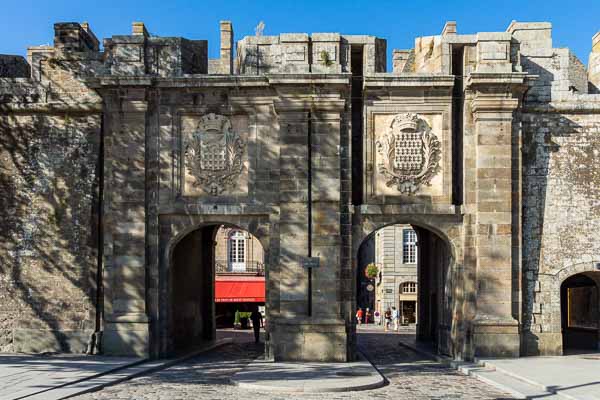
402 282 417 294
228 230 246 272
402 229 417 264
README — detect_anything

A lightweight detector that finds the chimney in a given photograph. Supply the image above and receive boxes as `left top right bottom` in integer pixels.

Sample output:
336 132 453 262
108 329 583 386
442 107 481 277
132 21 149 37
442 21 457 36
589 31 600 93
54 22 100 52
392 49 412 73
220 21 234 74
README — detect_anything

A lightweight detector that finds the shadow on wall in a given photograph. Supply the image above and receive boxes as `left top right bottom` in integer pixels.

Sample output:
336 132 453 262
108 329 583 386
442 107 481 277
521 91 594 355
0 111 101 353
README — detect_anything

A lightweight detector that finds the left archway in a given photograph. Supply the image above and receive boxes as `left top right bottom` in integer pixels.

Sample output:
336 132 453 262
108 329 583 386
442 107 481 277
166 223 266 355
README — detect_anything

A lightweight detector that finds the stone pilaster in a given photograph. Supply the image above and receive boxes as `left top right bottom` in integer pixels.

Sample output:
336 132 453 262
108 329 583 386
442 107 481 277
271 83 348 361
102 88 150 356
467 72 527 358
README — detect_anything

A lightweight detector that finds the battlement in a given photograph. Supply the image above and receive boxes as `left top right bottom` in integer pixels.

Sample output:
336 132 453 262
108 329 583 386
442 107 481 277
0 19 599 101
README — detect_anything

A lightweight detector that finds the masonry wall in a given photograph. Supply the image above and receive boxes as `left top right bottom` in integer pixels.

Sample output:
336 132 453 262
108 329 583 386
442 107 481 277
0 110 101 353
521 106 600 355
0 22 103 353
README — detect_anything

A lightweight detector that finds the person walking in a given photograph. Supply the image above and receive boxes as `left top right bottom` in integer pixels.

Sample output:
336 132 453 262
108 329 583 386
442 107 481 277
365 308 371 325
356 308 363 326
392 306 399 331
374 309 381 326
250 308 263 344
384 307 392 332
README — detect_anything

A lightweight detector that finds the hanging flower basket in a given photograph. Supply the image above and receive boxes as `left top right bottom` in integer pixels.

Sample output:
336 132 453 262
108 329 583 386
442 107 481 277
365 263 379 279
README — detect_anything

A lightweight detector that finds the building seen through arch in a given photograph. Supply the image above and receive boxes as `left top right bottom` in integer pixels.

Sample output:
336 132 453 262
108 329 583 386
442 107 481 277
357 223 453 353
358 224 419 325
214 226 265 328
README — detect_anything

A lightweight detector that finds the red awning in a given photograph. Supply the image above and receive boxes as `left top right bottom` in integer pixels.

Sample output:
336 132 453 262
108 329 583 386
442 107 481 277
215 277 265 303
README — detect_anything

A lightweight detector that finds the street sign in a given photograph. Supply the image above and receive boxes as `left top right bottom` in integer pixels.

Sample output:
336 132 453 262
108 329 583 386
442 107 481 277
366 284 374 292
301 257 320 269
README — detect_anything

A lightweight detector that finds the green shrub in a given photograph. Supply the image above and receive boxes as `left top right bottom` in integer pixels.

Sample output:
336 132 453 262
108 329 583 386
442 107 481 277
365 263 379 279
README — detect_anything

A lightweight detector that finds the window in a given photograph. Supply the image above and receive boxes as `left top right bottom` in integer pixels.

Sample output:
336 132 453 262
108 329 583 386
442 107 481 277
567 286 599 329
402 229 417 264
402 282 417 294
228 230 246 272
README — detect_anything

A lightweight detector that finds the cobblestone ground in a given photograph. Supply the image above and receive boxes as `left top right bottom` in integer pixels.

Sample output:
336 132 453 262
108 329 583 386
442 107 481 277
75 328 513 400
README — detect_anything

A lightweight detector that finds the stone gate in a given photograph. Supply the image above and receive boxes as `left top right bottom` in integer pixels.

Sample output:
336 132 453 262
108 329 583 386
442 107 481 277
1 20 599 361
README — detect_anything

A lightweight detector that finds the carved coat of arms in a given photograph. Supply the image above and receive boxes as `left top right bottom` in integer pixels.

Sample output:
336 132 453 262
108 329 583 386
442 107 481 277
375 113 441 194
185 113 245 195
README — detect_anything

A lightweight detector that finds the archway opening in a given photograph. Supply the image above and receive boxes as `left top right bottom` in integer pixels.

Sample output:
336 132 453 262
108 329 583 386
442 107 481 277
357 223 453 354
561 272 600 354
169 224 265 354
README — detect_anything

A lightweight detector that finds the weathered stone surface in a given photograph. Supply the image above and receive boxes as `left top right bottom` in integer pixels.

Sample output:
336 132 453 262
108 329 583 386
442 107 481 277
0 18 599 362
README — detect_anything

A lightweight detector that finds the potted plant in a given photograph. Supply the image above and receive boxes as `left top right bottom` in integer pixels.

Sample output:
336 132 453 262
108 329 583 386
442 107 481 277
240 312 250 329
234 310 241 329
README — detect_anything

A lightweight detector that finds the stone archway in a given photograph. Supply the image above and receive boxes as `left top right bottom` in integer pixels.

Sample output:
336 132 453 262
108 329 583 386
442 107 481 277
534 262 600 355
149 214 273 358
560 273 600 352
351 211 465 358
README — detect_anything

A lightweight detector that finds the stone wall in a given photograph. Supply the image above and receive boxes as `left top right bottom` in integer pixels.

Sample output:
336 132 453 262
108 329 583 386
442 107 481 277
236 33 386 74
0 55 30 78
0 112 101 353
1 17 600 361
521 105 600 355
0 21 103 353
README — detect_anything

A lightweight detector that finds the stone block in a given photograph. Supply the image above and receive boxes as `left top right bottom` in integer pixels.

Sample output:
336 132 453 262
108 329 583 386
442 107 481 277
102 322 149 356
12 328 91 353
472 321 520 357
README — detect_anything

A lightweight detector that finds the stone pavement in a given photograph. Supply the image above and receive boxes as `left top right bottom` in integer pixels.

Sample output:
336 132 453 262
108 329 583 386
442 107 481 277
475 353 600 399
230 352 384 392
0 354 142 400
74 328 513 400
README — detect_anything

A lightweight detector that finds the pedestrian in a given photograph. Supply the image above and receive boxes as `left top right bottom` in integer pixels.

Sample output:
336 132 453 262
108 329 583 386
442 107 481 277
374 309 381 325
392 306 399 331
384 307 392 332
250 307 263 343
356 307 363 326
365 308 371 325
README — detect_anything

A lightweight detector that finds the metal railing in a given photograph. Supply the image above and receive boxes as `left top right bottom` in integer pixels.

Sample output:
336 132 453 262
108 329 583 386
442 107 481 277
215 260 265 275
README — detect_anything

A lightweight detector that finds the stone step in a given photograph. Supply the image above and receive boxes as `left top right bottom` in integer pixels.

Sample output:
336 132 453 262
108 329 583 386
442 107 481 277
459 363 566 400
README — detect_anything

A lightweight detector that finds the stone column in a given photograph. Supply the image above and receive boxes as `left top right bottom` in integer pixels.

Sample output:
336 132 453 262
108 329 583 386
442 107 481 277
102 88 150 356
467 72 527 357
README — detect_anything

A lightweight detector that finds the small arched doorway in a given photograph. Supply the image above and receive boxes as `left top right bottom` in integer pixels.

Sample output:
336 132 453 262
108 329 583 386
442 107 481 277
561 272 600 353
168 223 266 354
356 223 453 354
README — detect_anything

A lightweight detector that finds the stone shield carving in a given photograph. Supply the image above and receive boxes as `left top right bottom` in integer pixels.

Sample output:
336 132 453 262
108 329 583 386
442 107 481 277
185 113 245 195
375 113 441 194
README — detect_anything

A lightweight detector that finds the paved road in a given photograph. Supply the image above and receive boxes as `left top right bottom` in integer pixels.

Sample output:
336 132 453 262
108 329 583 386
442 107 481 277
75 329 513 400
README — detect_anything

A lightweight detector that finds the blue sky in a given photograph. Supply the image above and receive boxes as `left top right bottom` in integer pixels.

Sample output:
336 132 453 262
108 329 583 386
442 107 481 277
1 0 599 68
